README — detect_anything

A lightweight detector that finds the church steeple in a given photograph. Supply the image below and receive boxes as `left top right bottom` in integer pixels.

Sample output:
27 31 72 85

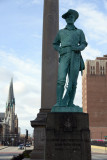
5 78 17 134
7 78 15 107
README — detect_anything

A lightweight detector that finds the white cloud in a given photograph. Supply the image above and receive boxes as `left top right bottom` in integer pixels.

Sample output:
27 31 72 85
31 0 41 4
60 0 74 6
60 0 107 46
81 6 107 45
16 0 42 7
82 45 102 60
103 0 107 9
79 5 107 35
32 33 42 39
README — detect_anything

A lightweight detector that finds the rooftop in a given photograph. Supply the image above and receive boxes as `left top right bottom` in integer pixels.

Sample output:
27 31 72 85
96 55 107 60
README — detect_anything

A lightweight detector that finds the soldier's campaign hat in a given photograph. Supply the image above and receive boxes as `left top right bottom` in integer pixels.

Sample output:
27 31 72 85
62 9 79 20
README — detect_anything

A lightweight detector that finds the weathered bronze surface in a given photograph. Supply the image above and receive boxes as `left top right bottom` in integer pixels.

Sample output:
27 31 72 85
51 9 87 112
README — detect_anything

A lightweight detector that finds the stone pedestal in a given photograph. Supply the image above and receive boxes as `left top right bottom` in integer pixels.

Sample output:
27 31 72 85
45 113 91 160
30 109 49 160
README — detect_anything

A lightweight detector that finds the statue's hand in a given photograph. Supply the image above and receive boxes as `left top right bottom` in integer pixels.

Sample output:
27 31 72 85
71 46 81 53
71 46 79 51
58 47 64 55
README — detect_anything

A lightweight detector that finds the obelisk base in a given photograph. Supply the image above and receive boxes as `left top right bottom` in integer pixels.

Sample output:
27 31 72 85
45 112 91 160
30 109 50 160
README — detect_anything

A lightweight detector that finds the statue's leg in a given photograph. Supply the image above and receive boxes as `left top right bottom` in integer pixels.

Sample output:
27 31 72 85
54 54 70 106
67 52 80 106
61 69 71 106
54 84 64 106
62 84 77 107
67 85 77 106
62 52 74 106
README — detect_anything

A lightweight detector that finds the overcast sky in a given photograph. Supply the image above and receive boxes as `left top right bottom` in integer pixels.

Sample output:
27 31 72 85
0 0 107 134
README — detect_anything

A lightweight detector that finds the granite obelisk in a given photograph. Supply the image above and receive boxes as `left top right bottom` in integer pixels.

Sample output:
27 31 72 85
41 0 59 110
30 0 59 159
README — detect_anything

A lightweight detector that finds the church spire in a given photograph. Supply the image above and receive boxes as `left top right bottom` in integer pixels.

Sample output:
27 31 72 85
7 78 15 106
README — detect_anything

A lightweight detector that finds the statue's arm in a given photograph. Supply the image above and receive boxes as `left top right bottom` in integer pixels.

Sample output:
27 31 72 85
78 30 88 51
53 32 61 53
72 30 88 52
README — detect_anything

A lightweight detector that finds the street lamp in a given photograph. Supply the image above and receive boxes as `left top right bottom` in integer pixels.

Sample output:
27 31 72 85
25 129 28 150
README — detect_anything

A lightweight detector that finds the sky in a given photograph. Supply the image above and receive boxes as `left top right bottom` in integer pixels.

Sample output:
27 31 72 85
0 0 107 135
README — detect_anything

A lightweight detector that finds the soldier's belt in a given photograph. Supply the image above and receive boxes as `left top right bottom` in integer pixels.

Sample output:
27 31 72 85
60 46 72 54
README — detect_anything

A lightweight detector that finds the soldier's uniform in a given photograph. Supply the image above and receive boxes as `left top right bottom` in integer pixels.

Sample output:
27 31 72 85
53 9 87 107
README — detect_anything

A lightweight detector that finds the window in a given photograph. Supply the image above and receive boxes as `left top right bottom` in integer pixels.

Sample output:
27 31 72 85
100 66 104 75
90 66 95 75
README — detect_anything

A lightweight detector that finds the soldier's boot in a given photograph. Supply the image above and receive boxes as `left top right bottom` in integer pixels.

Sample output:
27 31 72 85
67 86 76 107
62 89 71 106
54 85 64 106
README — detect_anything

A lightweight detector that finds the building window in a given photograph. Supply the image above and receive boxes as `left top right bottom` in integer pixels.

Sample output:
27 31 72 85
90 66 95 75
100 66 104 75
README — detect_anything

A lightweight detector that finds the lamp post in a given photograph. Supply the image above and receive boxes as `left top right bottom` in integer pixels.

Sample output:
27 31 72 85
25 129 28 150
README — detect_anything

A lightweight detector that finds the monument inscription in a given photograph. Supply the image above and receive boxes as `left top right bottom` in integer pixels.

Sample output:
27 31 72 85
45 113 91 160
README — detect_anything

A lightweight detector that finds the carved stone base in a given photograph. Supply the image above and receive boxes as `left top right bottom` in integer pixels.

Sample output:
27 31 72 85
45 112 91 160
30 109 50 160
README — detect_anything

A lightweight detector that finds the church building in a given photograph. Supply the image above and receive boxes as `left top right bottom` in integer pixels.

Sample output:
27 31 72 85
0 79 18 145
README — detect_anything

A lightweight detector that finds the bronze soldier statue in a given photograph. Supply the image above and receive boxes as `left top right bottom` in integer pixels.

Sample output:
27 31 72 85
52 9 87 111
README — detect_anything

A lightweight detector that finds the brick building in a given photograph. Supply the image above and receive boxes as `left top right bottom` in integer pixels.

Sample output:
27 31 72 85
82 55 107 139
